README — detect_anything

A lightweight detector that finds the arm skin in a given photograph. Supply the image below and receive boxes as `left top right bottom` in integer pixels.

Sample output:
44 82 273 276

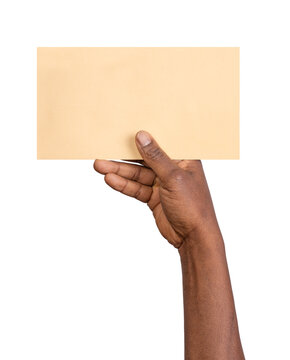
94 130 245 360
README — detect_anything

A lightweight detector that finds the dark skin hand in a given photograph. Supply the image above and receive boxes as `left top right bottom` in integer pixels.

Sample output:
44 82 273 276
94 130 245 359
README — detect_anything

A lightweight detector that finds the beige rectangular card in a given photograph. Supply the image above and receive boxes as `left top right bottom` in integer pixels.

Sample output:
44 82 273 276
37 47 239 159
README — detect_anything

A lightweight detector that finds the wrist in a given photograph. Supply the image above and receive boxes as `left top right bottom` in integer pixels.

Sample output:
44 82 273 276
178 222 225 258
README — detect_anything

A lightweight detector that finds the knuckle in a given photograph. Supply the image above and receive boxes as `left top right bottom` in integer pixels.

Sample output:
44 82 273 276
132 166 142 182
120 180 129 194
134 184 143 199
145 145 164 161
169 168 188 183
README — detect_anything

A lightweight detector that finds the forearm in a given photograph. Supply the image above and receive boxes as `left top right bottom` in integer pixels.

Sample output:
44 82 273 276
179 225 245 360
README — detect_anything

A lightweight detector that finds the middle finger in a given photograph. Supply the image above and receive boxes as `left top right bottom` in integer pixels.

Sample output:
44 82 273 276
94 160 156 186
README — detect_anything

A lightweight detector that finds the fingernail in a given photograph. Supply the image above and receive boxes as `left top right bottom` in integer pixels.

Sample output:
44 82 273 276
136 131 151 147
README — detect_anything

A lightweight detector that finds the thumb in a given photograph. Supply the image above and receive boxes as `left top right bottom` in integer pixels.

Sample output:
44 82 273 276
135 131 177 182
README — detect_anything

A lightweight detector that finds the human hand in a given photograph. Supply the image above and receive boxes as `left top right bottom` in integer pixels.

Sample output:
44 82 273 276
94 131 219 248
94 131 244 359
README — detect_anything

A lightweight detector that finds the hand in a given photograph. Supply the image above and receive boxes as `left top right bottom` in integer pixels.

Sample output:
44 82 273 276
94 131 219 248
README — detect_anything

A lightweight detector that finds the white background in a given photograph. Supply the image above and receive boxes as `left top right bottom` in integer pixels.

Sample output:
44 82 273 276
0 1 289 359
